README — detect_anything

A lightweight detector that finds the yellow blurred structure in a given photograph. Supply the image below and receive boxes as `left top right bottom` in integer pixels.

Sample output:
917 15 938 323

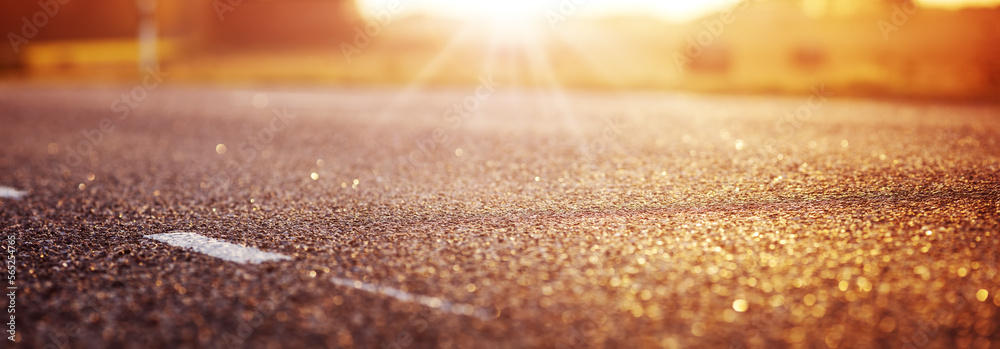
19 39 179 80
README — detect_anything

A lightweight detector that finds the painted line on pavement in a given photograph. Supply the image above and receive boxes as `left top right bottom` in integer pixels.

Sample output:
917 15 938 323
0 186 27 199
144 231 492 319
144 231 292 264
330 277 493 320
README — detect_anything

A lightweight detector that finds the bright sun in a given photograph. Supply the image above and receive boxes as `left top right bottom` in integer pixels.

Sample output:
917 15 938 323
354 0 741 24
356 0 554 22
451 1 550 21
448 1 551 35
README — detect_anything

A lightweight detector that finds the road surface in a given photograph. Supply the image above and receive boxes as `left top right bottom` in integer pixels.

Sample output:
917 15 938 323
1 84 998 348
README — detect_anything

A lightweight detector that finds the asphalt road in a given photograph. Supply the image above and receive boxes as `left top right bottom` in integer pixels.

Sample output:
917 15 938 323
1 84 998 348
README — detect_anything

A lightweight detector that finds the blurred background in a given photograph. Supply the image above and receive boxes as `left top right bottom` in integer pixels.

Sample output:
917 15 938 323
1 0 998 100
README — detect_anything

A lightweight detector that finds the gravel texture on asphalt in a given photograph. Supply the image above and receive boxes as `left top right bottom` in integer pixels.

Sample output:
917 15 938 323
1 85 998 348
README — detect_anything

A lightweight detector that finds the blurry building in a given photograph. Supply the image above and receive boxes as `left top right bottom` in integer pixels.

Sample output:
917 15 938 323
677 0 1000 99
0 0 358 78
193 0 359 48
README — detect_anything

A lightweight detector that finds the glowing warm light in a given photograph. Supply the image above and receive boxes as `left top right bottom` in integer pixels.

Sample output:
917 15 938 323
462 1 550 22
732 299 748 312
921 0 1000 8
349 0 1000 102
466 1 548 41
355 0 743 23
357 0 1000 22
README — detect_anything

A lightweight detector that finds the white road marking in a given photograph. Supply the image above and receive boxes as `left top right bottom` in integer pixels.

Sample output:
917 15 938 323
144 231 291 264
330 277 493 320
0 186 26 199
145 231 489 319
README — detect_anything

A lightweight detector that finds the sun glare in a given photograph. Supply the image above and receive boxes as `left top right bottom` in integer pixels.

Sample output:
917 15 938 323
358 0 1000 22
355 0 726 23
462 1 549 39
355 0 556 43
456 1 550 21
357 0 554 21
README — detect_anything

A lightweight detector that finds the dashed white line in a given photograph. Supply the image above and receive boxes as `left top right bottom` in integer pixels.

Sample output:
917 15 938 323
145 231 491 320
329 277 494 320
144 231 291 264
0 186 26 199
